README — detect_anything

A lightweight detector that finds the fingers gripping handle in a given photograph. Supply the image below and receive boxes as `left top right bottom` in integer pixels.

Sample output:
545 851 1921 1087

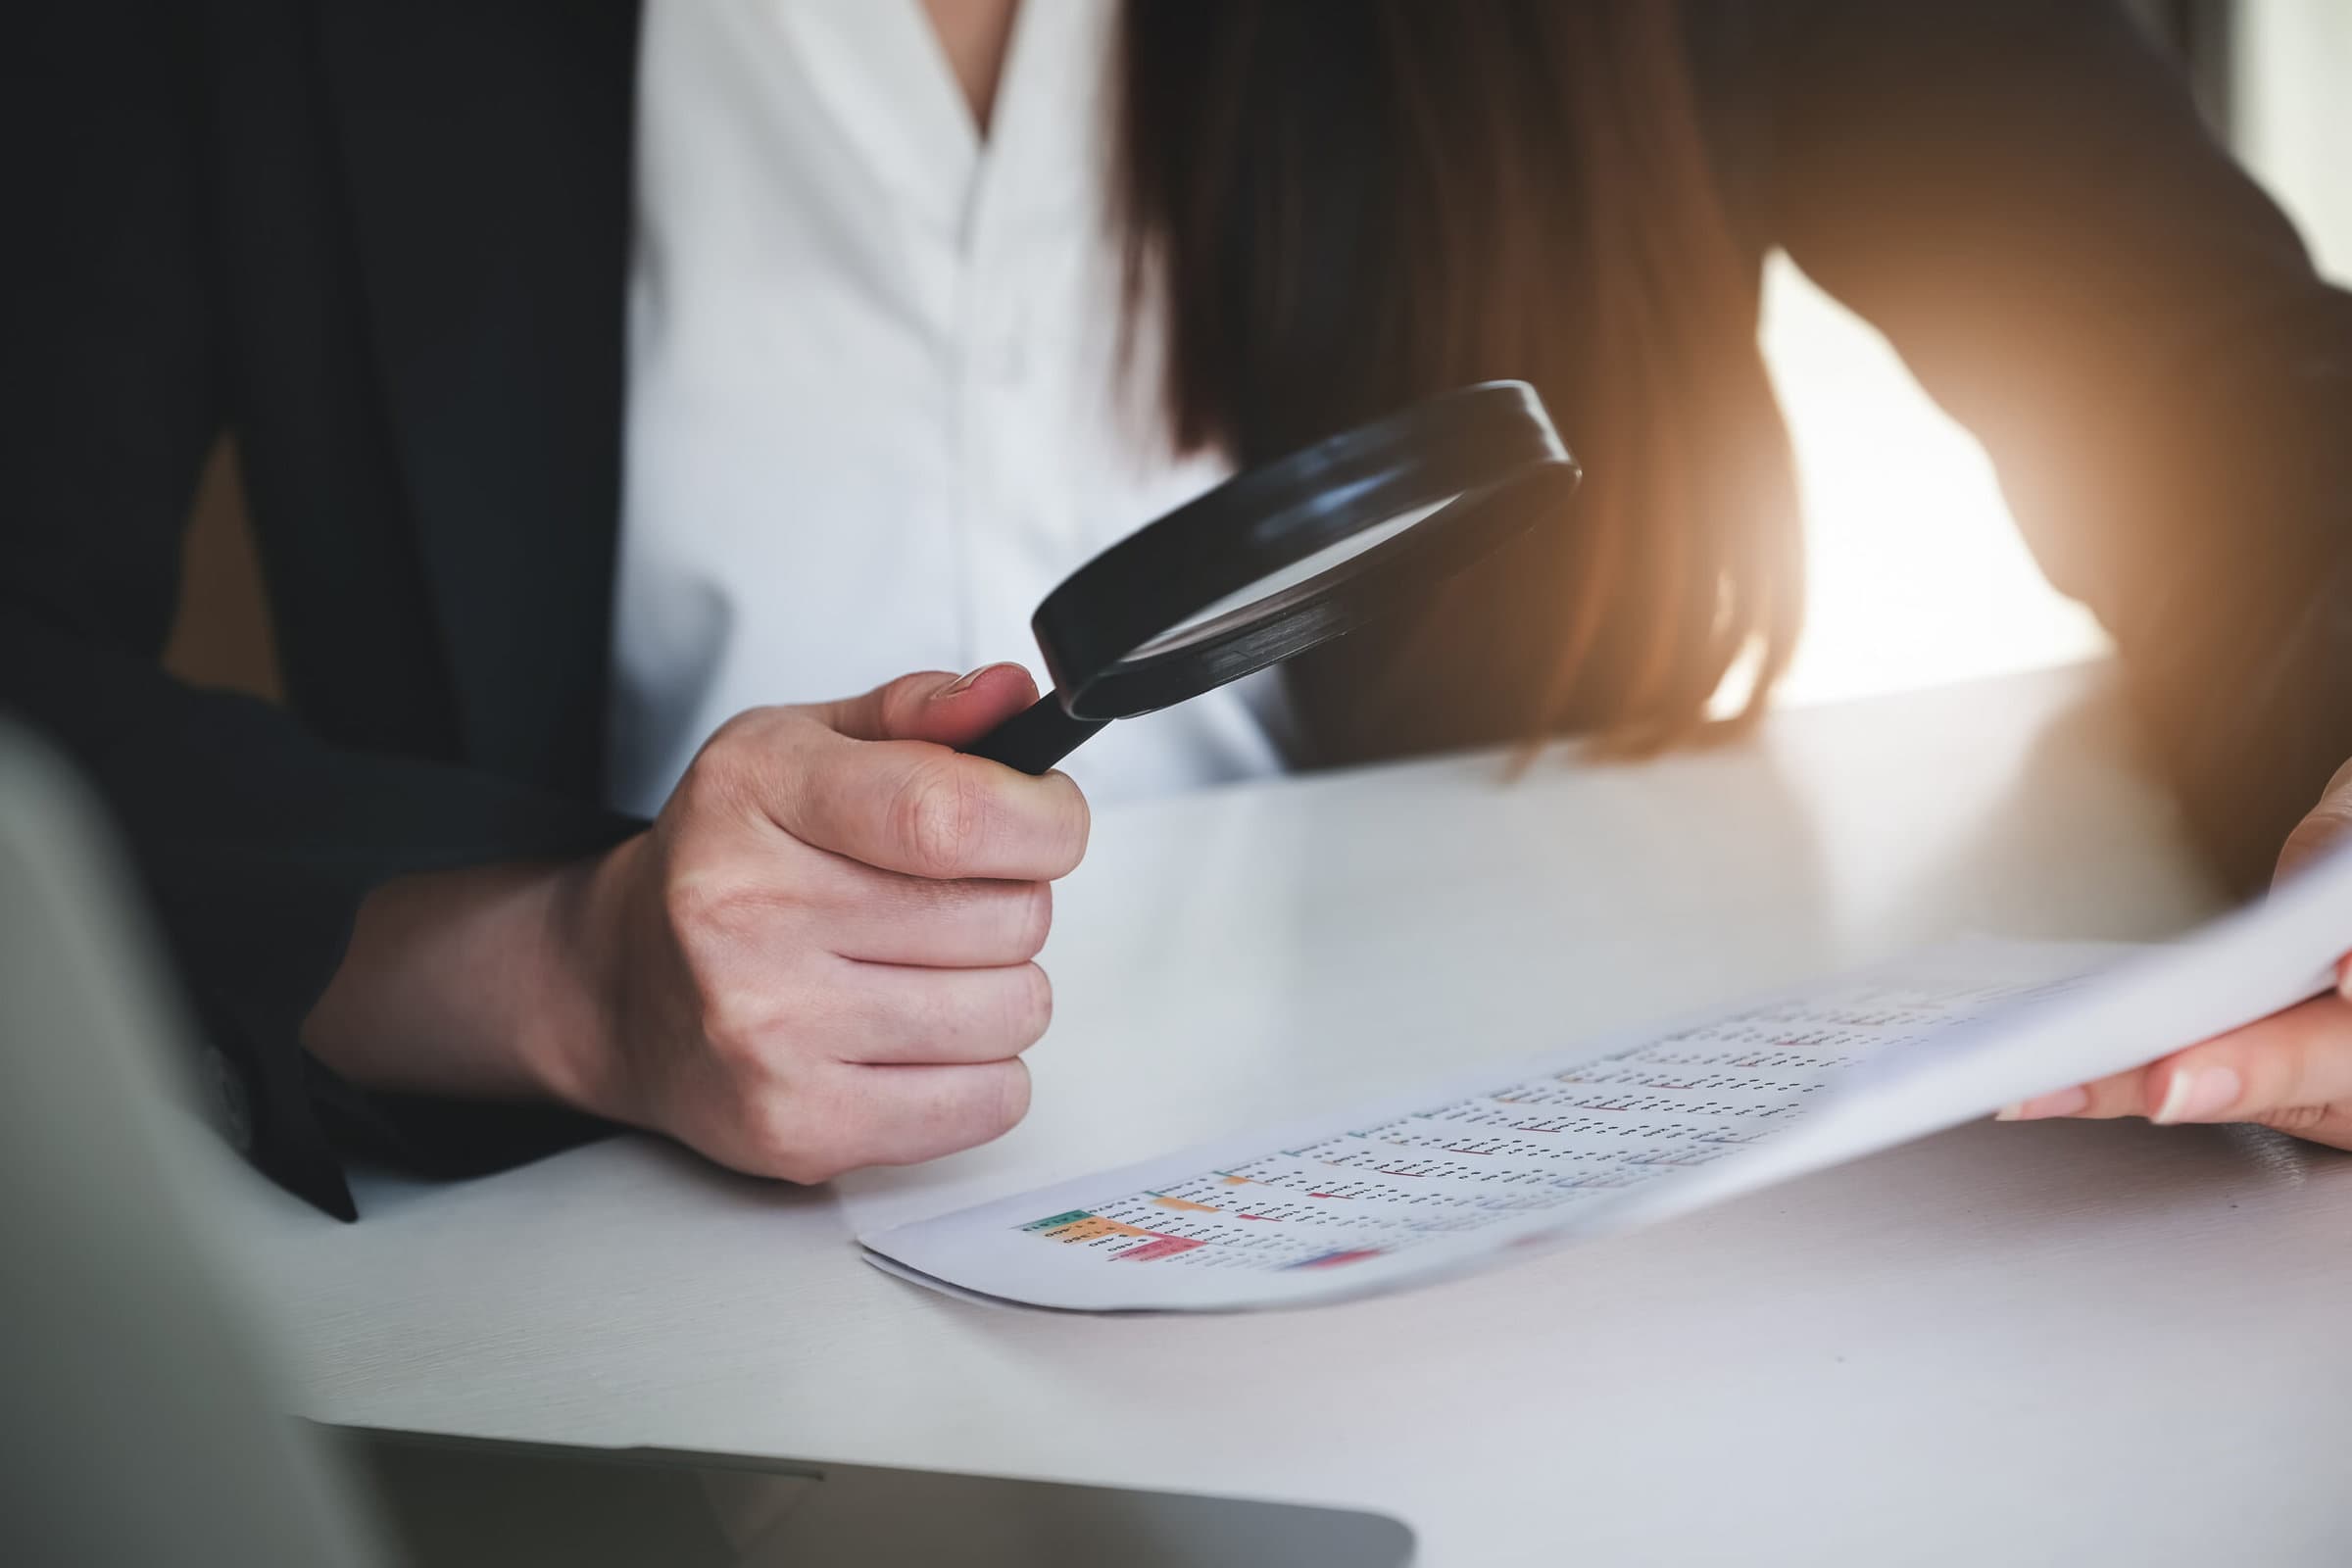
961 693 1107 775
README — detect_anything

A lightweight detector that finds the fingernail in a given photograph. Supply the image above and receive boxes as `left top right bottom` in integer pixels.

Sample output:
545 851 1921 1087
2152 1065 2242 1125
1995 1086 2089 1121
936 664 999 699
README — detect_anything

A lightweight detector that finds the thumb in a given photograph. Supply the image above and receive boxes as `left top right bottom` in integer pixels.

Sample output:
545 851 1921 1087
809 663 1041 749
2275 758 2352 888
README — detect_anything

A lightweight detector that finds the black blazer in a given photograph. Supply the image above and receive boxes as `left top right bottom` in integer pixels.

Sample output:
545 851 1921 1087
9 0 2352 1218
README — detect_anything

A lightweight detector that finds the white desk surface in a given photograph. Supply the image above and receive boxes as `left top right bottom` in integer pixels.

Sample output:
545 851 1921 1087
230 662 2352 1566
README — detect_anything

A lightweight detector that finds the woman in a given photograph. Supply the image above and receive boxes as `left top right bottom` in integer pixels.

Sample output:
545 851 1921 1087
7 0 2352 1218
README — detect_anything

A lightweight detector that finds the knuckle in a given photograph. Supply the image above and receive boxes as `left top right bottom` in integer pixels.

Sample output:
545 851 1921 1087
698 988 779 1072
1009 880 1054 959
986 1059 1034 1135
2276 1043 2337 1120
891 758 987 877
2285 810 2345 856
1004 962 1054 1048
661 858 790 951
1067 784 1093 858
2254 1103 2330 1136
877 672 948 738
661 863 731 940
662 838 813 948
2278 806 2352 881
1046 779 1092 876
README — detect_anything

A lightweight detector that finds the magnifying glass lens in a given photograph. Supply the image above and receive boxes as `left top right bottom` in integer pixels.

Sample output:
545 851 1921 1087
964 381 1580 775
1131 499 1452 660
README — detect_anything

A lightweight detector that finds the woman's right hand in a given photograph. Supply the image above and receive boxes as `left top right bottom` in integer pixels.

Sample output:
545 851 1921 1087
568 663 1087 1179
304 664 1089 1183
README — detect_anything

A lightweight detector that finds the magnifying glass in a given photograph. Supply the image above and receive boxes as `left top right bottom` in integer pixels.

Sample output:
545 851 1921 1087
965 379 1582 774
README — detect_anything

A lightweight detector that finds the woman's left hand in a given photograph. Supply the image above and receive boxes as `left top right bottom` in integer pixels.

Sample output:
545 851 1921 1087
1997 759 2352 1150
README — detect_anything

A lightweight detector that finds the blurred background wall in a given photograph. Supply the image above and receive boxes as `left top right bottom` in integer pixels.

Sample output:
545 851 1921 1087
164 2 2342 721
2234 0 2352 277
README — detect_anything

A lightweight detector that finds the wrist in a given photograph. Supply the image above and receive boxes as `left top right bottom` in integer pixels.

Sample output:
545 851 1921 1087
520 833 645 1122
303 846 634 1110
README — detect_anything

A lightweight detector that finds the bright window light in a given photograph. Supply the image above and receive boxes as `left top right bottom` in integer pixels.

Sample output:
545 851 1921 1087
1756 256 2110 710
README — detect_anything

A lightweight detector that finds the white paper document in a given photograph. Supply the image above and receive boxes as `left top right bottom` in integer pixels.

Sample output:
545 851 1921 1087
860 847 2352 1312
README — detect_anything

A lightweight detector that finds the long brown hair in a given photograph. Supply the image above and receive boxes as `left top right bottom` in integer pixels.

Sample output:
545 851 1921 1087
1114 1 1803 755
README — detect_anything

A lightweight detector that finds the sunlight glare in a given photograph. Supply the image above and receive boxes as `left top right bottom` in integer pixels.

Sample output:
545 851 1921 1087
1746 257 2110 712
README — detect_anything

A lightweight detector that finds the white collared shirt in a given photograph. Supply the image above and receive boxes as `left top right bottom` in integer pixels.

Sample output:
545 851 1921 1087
607 0 1284 817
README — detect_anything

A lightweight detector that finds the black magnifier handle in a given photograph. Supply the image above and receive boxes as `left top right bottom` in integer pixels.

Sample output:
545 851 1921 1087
963 693 1103 775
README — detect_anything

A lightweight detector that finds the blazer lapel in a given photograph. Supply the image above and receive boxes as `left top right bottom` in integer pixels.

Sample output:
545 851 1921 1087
318 0 642 797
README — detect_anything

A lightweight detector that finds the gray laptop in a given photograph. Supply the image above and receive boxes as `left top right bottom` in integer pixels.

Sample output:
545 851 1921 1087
0 723 1413 1567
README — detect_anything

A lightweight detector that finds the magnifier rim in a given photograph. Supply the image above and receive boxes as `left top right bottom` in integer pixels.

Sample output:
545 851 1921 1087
1033 379 1582 721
